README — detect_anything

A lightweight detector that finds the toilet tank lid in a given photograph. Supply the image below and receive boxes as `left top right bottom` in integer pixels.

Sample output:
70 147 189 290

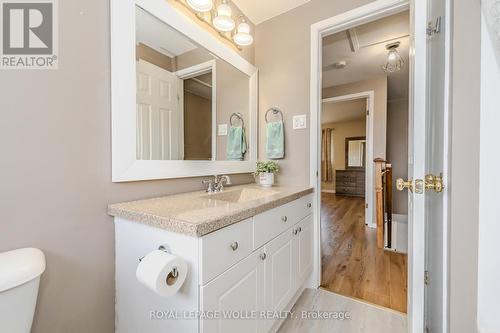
0 248 46 292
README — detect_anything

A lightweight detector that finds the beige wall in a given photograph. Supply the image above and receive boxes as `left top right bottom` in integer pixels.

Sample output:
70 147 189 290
0 1 254 332
255 0 374 185
321 119 366 191
136 43 175 72
387 99 408 215
184 91 212 160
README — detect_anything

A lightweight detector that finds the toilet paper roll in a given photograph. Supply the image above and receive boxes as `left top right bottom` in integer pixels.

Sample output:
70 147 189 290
136 250 187 297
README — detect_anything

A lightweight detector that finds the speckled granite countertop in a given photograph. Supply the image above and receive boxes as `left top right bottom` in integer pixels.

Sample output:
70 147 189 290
108 184 313 237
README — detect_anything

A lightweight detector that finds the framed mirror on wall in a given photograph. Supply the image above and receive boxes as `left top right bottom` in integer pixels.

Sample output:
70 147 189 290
111 0 258 182
345 136 366 170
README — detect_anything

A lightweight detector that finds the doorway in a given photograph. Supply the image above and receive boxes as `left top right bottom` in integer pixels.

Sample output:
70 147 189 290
308 0 434 332
316 9 410 313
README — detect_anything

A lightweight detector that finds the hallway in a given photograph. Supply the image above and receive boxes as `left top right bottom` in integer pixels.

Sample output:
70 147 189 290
320 193 407 312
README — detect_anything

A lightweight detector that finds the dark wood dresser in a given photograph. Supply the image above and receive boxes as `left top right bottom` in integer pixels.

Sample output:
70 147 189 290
335 170 365 197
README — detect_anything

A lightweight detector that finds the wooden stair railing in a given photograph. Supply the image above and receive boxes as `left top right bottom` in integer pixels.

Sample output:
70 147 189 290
374 158 393 249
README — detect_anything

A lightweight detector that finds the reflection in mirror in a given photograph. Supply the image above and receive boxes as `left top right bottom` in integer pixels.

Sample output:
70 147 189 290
346 137 366 169
135 6 249 161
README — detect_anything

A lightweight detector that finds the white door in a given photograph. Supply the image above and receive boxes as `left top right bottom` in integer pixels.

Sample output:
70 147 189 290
404 0 449 332
200 251 265 333
424 0 449 332
263 229 295 332
136 59 181 160
295 216 314 286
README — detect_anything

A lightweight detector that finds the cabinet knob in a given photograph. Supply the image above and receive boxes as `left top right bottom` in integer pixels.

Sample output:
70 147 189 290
282 216 288 223
230 242 239 251
259 253 267 261
307 203 312 208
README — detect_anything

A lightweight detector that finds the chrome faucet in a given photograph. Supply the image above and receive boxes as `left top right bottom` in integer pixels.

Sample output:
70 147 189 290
202 175 232 193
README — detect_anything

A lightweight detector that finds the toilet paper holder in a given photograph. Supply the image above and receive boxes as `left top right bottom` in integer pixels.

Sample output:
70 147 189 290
138 245 179 279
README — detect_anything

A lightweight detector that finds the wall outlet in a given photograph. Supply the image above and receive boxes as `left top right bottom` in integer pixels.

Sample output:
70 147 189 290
218 124 228 136
293 115 307 129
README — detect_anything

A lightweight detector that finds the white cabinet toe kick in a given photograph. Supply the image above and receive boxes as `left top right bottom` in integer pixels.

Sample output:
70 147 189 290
114 193 314 333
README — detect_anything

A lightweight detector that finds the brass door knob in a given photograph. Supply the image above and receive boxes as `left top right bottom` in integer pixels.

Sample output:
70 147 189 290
396 178 413 192
425 174 444 193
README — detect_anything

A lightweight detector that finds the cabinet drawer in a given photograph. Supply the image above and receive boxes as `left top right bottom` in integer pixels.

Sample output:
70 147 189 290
200 218 254 285
337 181 356 187
254 194 313 249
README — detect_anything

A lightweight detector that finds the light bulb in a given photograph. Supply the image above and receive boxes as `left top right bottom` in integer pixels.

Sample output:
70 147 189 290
213 3 235 32
233 21 253 46
388 51 397 61
186 0 213 12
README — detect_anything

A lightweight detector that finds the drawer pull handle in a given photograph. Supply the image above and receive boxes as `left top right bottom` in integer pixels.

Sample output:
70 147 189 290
282 216 288 223
293 228 298 235
259 253 267 261
298 227 302 233
230 242 239 251
307 203 312 208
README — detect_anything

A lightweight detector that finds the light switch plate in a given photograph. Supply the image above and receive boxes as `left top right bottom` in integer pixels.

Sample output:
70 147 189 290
218 124 228 136
293 115 307 129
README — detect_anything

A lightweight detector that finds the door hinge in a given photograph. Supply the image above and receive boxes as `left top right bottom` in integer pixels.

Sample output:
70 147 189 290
427 16 442 37
366 109 369 116
365 203 368 209
424 270 430 285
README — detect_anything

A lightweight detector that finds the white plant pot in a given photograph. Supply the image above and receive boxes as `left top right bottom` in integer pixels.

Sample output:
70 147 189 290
259 173 275 187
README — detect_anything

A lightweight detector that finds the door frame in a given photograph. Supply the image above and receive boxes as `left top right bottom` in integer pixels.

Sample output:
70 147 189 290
176 60 217 161
309 1 426 332
322 91 375 228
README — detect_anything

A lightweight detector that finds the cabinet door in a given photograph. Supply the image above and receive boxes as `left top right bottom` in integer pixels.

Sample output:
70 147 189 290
263 229 296 332
296 215 314 286
200 251 265 333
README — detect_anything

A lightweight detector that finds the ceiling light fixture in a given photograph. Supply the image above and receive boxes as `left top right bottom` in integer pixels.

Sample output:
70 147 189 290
186 0 213 12
233 18 253 46
382 42 405 73
173 0 253 50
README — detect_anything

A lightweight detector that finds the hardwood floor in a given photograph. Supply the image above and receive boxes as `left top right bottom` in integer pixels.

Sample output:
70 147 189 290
320 193 408 313
278 288 407 333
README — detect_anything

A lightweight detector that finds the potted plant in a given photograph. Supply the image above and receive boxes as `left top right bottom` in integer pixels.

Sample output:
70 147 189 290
255 161 279 187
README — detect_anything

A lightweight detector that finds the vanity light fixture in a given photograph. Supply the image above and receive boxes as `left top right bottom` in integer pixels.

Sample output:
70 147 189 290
382 42 405 73
233 18 253 46
173 0 253 50
186 0 213 12
213 0 235 32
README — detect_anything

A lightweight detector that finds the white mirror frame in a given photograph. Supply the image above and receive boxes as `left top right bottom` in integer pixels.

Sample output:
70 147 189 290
111 0 258 182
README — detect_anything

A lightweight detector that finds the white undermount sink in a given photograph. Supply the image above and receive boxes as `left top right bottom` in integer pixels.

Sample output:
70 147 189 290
205 188 279 203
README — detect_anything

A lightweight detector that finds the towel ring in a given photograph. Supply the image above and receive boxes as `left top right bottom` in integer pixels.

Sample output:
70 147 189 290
265 107 284 123
230 112 244 127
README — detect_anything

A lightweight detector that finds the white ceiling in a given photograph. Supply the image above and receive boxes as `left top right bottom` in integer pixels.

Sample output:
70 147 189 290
232 0 311 24
136 6 197 57
322 99 367 124
322 11 410 100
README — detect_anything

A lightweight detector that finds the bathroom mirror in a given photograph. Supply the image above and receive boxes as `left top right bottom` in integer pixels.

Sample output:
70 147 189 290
345 137 366 169
111 0 257 181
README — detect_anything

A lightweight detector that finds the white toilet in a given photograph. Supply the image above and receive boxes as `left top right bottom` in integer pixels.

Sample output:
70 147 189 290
0 248 46 333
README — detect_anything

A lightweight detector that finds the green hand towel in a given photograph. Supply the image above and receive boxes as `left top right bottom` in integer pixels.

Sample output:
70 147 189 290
266 121 284 159
226 126 247 160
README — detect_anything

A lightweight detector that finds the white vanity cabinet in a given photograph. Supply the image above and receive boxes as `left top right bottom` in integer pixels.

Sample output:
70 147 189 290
199 197 314 333
113 192 314 333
